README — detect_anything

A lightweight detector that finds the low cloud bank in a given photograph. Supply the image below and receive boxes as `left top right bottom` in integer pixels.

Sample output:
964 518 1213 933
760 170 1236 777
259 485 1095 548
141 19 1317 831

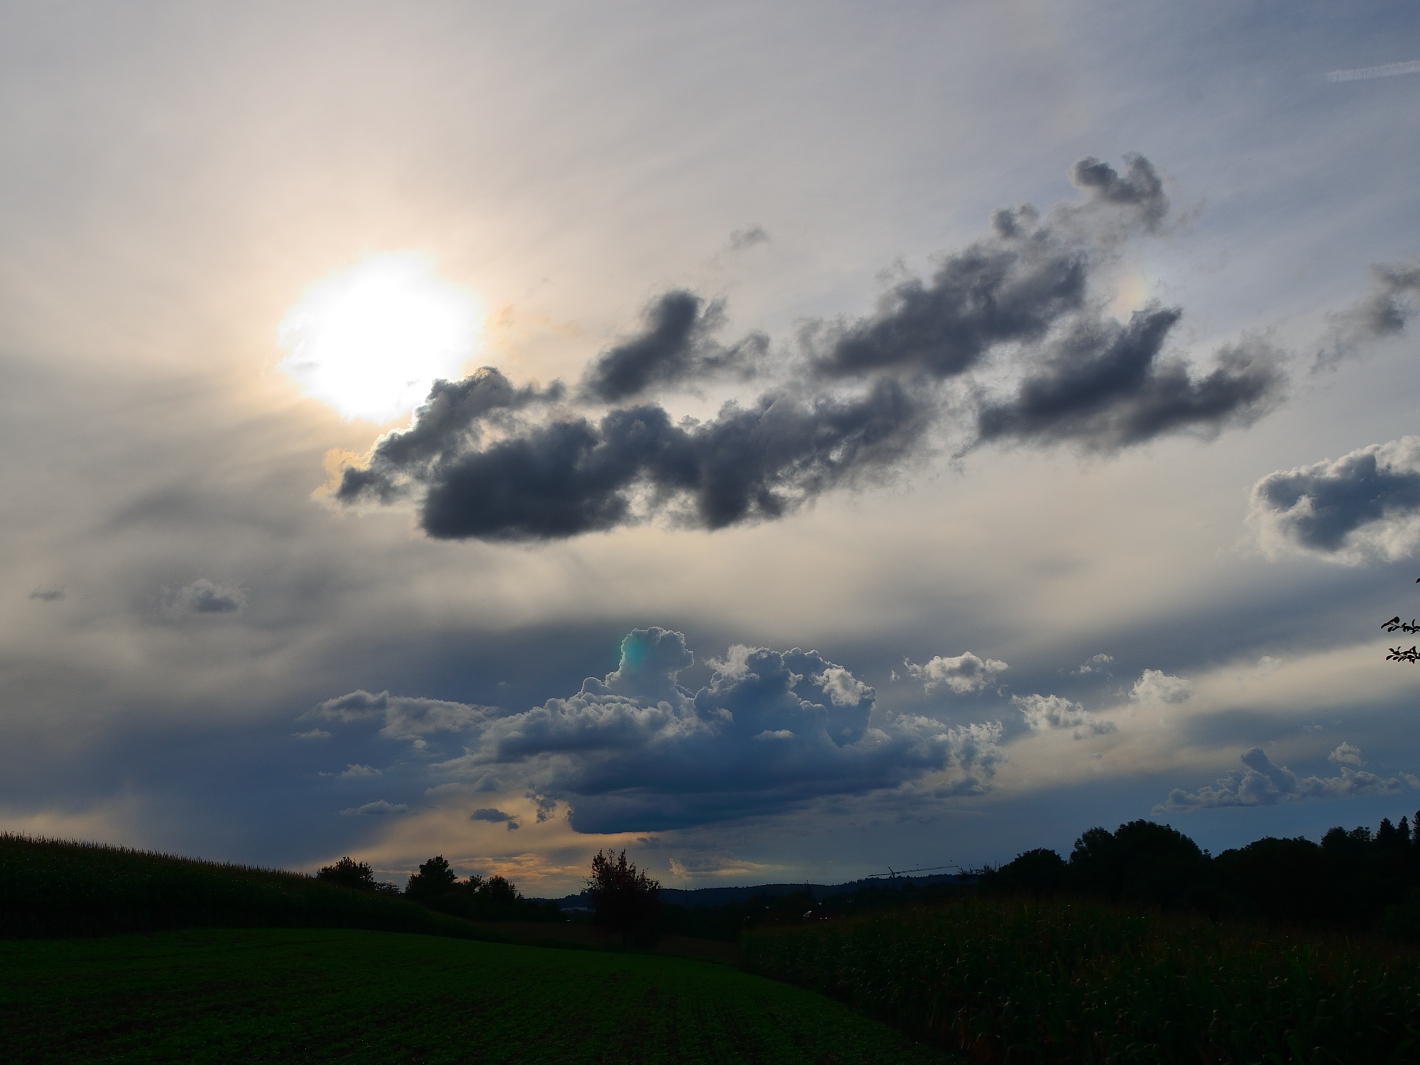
305 689 497 748
340 799 408 816
1156 746 1407 812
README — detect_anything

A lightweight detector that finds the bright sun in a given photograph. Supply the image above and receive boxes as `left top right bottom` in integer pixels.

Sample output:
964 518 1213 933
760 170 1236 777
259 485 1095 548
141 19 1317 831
278 252 481 422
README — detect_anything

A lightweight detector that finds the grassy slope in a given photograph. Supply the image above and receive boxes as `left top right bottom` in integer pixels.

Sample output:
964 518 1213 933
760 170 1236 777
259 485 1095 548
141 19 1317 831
0 834 505 941
0 927 954 1065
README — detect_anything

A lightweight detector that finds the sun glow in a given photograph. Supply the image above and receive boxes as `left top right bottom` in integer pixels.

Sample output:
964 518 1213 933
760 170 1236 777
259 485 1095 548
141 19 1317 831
279 253 481 422
1110 265 1153 318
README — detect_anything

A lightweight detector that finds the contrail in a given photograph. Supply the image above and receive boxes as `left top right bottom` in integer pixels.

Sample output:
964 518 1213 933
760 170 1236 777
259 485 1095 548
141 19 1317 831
1325 59 1420 83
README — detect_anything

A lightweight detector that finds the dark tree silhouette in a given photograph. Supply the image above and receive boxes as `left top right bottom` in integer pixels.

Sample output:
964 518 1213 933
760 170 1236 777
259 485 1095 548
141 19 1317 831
405 855 458 901
1066 820 1211 908
483 874 520 909
316 856 399 895
981 847 1066 895
1382 577 1420 662
587 849 661 946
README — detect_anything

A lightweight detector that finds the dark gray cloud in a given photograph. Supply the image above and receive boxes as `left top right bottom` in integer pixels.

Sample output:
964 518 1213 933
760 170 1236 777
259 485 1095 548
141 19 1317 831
1068 154 1169 232
163 578 245 614
1317 259 1420 367
526 792 557 822
1249 436 1420 560
334 155 1285 542
336 369 563 505
345 378 930 542
578 290 767 403
807 205 1089 380
975 310 1284 450
29 587 65 602
807 155 1167 381
472 806 520 830
1155 745 1407 812
318 627 1005 833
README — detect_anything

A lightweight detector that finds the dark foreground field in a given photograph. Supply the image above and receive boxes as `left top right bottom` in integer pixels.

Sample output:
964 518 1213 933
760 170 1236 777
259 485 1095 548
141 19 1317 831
0 927 953 1065
745 897 1420 1064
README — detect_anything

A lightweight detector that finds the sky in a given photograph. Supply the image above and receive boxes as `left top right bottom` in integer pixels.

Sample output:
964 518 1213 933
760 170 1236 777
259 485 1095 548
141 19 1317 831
2 0 1419 894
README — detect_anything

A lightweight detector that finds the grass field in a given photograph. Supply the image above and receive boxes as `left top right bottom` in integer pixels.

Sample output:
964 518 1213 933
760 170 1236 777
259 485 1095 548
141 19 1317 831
0 927 955 1065
744 896 1420 1064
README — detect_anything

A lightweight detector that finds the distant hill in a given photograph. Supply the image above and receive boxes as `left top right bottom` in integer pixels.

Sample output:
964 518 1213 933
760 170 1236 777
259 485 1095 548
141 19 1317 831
543 872 974 911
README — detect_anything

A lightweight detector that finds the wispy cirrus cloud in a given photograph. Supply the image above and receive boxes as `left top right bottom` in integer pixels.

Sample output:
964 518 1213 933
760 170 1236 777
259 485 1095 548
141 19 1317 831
1325 60 1420 83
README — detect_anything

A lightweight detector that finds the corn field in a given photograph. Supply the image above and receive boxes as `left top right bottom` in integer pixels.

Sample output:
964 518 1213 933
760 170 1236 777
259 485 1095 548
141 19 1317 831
0 833 496 940
742 896 1420 1064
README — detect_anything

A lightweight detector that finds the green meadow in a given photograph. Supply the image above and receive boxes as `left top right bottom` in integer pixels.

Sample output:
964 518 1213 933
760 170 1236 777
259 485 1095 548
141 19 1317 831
0 927 951 1065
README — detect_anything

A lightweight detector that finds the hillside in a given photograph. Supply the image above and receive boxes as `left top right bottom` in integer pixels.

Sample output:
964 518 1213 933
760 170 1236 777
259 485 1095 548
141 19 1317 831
0 833 501 941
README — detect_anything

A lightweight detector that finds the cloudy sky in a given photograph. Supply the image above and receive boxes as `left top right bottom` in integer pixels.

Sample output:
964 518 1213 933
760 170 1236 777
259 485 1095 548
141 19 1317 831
3 0 1419 893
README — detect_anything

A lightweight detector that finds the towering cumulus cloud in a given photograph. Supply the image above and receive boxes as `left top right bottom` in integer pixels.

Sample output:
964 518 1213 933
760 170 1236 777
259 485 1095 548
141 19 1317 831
311 627 1006 832
1248 437 1420 561
335 155 1289 542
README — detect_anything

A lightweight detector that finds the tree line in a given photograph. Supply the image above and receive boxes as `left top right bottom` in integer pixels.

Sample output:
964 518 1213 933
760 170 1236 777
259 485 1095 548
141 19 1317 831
579 813 1420 943
315 855 562 922
319 808 1420 943
981 812 1420 934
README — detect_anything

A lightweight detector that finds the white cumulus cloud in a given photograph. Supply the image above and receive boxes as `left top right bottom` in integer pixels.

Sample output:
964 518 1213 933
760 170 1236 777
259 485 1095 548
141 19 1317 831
1328 743 1365 766
1130 669 1191 705
904 652 1007 694
1014 693 1117 738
